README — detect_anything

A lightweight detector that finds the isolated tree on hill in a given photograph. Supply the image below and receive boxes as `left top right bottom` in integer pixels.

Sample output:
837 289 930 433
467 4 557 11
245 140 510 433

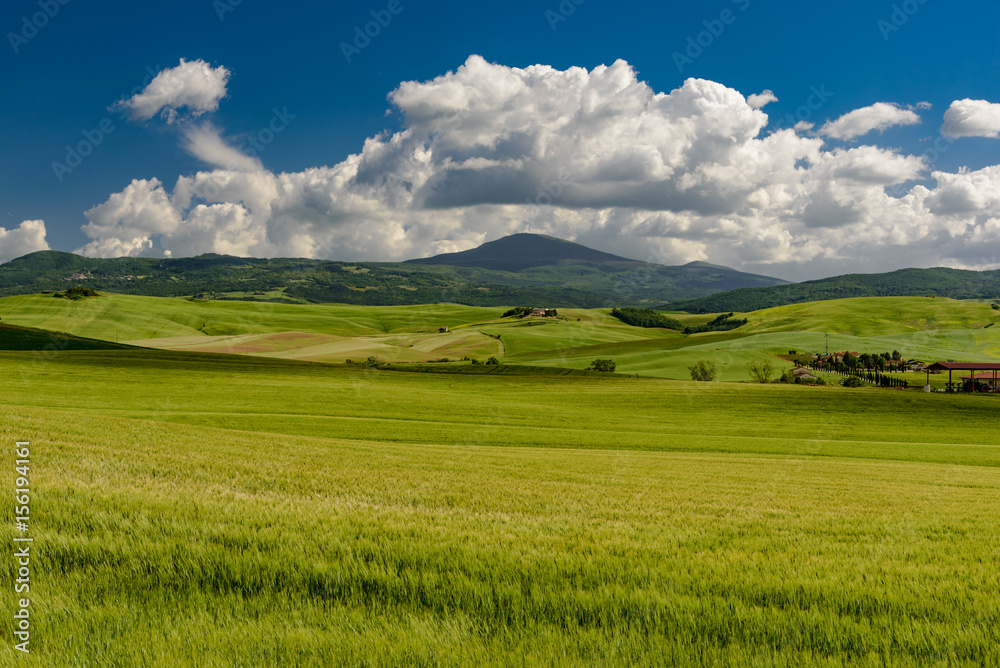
588 359 616 372
747 359 773 383
689 360 716 382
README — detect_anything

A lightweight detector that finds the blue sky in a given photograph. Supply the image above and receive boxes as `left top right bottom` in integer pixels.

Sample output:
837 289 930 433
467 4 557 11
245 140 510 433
3 0 1000 279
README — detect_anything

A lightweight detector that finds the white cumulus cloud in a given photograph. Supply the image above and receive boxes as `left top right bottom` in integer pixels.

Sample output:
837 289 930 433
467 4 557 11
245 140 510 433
942 99 1000 138
119 58 229 124
820 102 921 140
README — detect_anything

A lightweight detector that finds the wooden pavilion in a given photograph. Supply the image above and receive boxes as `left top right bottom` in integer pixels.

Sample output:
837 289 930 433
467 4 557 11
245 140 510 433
924 362 1000 392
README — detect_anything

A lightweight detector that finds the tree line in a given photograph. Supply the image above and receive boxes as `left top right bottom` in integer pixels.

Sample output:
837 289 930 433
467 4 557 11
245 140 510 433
682 312 747 334
610 308 684 330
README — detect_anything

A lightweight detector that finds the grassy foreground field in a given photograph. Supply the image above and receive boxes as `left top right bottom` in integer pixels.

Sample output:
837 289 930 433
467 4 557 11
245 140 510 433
2 349 999 666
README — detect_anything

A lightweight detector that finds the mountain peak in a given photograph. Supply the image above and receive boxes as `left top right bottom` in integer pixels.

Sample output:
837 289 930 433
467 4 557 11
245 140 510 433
683 260 732 270
404 233 639 271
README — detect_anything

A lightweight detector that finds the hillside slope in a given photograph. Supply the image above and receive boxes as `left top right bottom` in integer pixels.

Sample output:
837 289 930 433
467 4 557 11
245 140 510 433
671 267 1000 312
3 293 999 380
739 296 1000 336
0 321 136 351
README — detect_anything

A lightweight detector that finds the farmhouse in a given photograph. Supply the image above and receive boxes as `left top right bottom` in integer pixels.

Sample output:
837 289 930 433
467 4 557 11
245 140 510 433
792 367 817 380
925 361 1000 392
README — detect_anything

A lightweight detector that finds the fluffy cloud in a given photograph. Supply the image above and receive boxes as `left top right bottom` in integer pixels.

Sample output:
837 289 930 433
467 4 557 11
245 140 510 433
119 58 229 123
820 102 921 140
0 220 49 262
746 90 778 109
942 99 1000 138
72 56 1000 280
77 178 180 257
115 59 261 180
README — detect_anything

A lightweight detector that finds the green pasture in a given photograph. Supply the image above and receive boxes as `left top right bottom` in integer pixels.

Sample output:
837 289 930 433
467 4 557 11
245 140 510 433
1 349 999 665
5 349 1000 462
741 296 1000 336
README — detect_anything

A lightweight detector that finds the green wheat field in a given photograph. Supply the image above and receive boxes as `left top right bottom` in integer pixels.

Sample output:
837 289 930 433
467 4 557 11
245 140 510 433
1 294 999 666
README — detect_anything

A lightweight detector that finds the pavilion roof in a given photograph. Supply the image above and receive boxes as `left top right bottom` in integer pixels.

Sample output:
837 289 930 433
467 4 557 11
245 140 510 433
926 362 1000 371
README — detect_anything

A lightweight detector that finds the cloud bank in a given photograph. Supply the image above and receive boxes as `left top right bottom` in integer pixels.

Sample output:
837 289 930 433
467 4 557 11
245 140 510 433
66 56 1000 281
0 220 50 263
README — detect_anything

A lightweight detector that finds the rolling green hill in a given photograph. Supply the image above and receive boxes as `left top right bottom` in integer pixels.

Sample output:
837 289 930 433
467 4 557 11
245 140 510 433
0 293 502 340
671 266 1000 312
0 321 135 351
2 292 998 381
0 234 786 307
740 296 1000 336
